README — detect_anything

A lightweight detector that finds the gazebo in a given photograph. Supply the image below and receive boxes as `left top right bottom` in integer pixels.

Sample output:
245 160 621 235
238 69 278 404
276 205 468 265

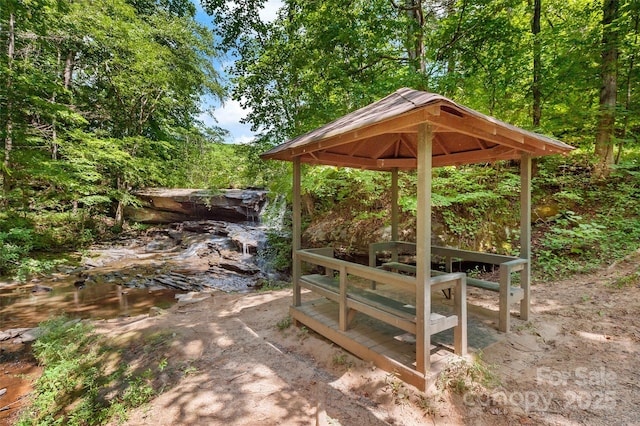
261 88 574 389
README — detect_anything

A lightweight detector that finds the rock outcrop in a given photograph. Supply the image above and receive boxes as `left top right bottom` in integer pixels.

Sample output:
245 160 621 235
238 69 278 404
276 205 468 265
125 188 268 224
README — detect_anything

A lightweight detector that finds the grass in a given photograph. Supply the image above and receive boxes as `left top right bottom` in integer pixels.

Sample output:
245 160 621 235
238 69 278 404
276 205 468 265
276 315 292 331
436 355 499 396
16 316 179 425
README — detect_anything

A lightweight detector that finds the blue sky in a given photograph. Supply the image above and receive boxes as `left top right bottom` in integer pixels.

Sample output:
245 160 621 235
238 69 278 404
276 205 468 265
193 1 283 144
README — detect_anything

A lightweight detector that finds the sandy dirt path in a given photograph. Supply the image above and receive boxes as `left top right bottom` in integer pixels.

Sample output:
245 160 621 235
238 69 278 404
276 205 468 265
3 251 639 425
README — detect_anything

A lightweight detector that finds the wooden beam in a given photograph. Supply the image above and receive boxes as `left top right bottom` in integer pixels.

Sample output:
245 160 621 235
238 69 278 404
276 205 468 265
416 123 432 374
431 146 516 167
428 110 549 155
292 158 302 307
376 158 416 169
391 168 399 242
288 107 438 157
345 138 367 156
312 152 379 168
476 138 490 150
433 134 450 155
370 138 395 159
400 135 417 157
520 154 531 321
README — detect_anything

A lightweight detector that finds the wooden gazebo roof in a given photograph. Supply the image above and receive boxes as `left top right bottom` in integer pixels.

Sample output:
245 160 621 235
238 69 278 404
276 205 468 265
261 88 575 169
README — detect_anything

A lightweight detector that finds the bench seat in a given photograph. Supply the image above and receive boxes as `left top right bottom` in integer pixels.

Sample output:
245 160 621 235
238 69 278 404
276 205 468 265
300 274 458 335
381 261 524 299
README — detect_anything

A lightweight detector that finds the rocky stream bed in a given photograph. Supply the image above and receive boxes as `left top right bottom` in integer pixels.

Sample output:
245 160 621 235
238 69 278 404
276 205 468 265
0 219 282 339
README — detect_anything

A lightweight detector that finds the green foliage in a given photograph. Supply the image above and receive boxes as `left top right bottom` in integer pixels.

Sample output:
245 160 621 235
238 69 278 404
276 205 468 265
276 315 292 331
259 230 293 273
0 0 230 276
533 152 640 278
18 316 174 425
397 164 522 252
302 167 389 215
0 228 33 275
437 356 499 395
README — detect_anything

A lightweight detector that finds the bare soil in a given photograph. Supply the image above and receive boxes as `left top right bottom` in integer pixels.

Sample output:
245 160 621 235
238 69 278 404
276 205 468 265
3 250 639 426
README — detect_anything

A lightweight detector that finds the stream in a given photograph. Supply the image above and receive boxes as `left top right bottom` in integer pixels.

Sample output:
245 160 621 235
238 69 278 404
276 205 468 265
0 220 280 330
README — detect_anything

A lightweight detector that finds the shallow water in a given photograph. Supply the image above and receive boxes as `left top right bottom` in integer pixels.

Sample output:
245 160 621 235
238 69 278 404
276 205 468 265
0 221 269 330
0 278 178 329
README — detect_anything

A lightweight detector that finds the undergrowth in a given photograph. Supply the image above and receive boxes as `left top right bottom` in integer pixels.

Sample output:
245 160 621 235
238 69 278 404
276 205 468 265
17 316 176 425
301 151 640 281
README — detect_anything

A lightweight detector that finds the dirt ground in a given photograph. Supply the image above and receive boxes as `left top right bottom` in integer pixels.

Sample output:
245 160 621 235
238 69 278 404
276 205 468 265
2 250 640 426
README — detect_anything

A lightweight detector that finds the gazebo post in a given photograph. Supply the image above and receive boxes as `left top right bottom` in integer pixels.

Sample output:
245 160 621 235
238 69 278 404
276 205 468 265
520 154 532 321
416 123 433 375
391 167 399 262
292 157 302 308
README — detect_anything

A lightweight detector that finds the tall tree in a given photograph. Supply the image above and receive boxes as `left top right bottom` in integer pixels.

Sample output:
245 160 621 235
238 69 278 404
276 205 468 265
1 0 225 220
2 8 15 204
531 0 542 127
594 0 620 176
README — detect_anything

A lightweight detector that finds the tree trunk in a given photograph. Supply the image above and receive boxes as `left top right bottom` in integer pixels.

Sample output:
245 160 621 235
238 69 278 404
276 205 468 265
532 0 542 128
405 0 426 74
616 11 638 164
594 0 619 177
63 50 75 90
115 176 124 227
2 12 15 205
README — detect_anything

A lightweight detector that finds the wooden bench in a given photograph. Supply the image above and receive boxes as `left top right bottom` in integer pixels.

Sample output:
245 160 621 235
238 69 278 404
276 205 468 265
381 261 523 297
370 242 530 333
296 248 467 357
300 273 459 335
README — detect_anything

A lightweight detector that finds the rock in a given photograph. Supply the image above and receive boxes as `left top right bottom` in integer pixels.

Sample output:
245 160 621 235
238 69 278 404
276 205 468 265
218 261 260 275
0 388 6 398
151 273 205 292
149 307 166 317
175 292 211 306
16 327 42 343
123 207 187 224
126 188 268 224
31 284 53 293
226 224 265 255
0 327 42 343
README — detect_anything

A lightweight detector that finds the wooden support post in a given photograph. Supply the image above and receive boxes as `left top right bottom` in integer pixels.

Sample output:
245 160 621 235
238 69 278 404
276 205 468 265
369 247 377 290
338 265 348 331
292 157 302 307
454 275 467 356
416 123 433 375
391 167 399 245
520 154 531 321
498 266 510 332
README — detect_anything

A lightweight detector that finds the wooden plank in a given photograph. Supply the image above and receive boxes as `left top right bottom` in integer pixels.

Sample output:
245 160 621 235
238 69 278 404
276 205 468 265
346 298 416 334
298 250 417 290
431 245 519 265
310 152 379 169
376 158 416 169
289 305 429 390
432 146 516 167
